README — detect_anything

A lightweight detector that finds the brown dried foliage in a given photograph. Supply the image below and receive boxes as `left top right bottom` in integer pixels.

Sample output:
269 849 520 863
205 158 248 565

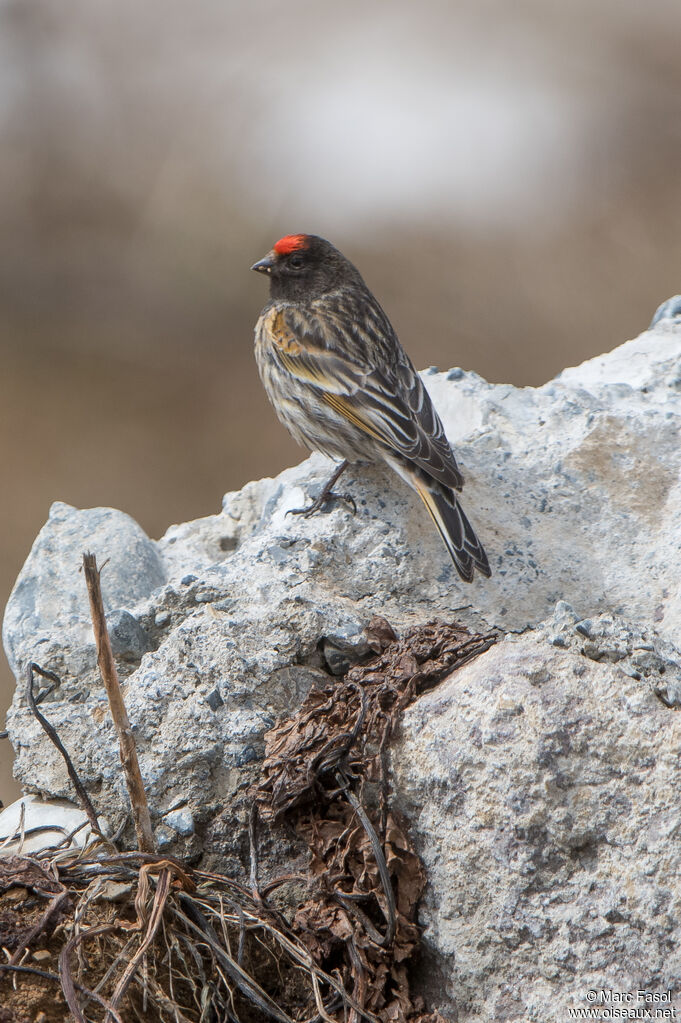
256 618 496 1023
0 847 366 1023
0 857 63 897
1 618 493 1023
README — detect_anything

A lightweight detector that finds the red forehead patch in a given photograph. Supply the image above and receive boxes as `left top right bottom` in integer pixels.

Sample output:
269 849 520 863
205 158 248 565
273 234 308 255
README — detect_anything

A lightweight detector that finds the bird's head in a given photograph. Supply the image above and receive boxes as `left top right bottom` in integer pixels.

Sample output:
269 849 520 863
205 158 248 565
251 234 363 301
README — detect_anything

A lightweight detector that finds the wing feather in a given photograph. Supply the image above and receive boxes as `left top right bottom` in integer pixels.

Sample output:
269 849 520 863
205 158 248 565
270 303 464 491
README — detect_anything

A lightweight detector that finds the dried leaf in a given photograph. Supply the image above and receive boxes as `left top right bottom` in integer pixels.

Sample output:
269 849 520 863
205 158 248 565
0 856 63 896
255 618 496 1022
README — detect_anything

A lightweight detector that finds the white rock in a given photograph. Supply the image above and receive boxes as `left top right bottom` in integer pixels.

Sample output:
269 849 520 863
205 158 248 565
0 794 98 855
392 612 681 1018
2 502 165 681
2 319 681 1015
163 807 195 836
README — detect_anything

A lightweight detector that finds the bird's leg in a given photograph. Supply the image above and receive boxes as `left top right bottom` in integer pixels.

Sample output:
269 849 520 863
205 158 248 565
287 460 356 517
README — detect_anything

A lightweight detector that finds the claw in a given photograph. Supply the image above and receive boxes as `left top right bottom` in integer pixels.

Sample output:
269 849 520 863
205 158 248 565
285 460 355 518
286 490 356 518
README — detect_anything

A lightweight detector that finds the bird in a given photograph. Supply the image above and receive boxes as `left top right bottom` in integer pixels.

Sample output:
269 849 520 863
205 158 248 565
250 233 490 582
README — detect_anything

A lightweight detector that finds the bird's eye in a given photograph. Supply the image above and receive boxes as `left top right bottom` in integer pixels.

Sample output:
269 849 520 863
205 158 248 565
289 253 304 269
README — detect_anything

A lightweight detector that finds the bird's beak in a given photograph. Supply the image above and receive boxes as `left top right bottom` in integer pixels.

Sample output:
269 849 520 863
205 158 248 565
251 250 277 274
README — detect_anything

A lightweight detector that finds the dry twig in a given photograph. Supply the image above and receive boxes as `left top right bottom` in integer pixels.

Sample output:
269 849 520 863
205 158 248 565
25 662 102 837
82 552 156 855
2 607 494 1023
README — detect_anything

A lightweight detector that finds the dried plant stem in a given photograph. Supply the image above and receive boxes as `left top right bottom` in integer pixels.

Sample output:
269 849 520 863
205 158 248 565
9 889 70 966
335 772 396 948
0 963 125 1023
106 866 172 1018
248 803 261 901
82 552 156 855
58 923 123 1023
26 662 101 837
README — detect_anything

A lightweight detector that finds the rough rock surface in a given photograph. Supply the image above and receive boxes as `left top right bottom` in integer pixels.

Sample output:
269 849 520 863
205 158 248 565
393 606 681 1019
2 318 681 1018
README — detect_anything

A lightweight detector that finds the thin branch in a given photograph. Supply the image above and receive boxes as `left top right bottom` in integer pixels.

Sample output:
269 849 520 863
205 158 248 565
176 895 297 1023
59 923 120 1022
82 552 156 854
26 663 101 837
107 867 172 1020
335 772 396 948
9 889 70 966
346 937 368 1023
248 803 261 902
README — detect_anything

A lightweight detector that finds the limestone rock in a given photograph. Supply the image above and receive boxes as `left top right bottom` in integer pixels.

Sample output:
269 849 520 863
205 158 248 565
2 317 681 1014
0 793 104 856
2 502 165 683
650 293 681 327
392 609 681 1019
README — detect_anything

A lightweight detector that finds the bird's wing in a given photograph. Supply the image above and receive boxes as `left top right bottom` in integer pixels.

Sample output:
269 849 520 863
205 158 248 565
267 306 464 491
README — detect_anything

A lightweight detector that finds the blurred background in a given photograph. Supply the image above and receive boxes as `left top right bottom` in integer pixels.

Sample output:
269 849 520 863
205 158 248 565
2 0 681 804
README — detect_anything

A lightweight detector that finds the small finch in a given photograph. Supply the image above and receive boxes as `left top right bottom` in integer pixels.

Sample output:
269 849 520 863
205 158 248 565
251 234 490 582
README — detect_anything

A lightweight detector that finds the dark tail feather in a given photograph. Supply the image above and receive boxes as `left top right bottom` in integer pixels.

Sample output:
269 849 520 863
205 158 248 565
416 481 491 582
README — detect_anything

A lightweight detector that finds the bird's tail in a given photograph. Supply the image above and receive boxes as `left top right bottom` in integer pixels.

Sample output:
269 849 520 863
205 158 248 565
384 456 491 582
416 482 490 582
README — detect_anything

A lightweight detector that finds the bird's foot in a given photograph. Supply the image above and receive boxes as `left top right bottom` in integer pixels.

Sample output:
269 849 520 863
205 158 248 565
287 489 356 518
286 459 356 517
